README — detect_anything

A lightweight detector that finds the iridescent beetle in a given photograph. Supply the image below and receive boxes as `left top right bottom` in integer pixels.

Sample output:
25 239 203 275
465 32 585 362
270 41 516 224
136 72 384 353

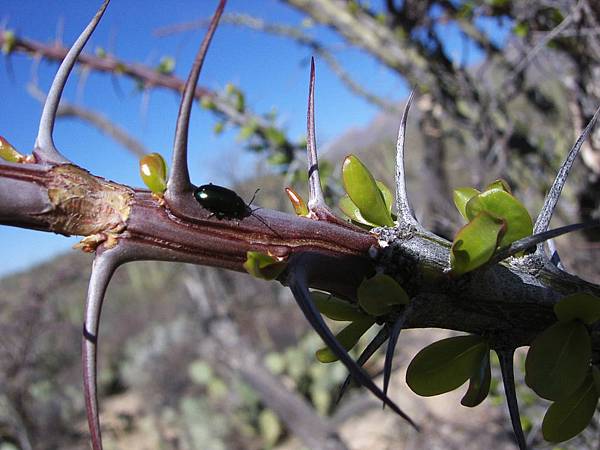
193 183 258 220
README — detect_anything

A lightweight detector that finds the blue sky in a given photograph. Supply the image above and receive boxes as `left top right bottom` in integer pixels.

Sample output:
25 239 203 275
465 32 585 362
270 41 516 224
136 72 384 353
0 0 510 276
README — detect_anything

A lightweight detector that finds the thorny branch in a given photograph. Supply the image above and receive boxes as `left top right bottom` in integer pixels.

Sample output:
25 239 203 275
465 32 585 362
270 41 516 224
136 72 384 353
3 1 600 449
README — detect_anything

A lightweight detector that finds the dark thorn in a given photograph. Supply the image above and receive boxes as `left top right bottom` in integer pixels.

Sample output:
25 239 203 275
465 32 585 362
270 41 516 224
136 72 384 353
289 273 419 431
35 0 110 164
488 220 600 266
383 316 404 408
167 0 227 196
308 163 318 179
82 324 98 344
336 325 390 404
497 349 527 450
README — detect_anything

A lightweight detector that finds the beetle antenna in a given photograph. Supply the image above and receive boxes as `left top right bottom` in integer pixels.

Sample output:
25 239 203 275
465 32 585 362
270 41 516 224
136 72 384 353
247 188 260 207
166 0 226 197
34 0 110 164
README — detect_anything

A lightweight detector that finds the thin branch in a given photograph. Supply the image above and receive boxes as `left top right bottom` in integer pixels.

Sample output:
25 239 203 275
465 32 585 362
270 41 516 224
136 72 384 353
336 325 390 404
395 91 418 227
287 258 419 430
534 106 600 235
501 0 584 92
497 349 527 450
34 0 110 165
28 84 149 157
167 0 226 196
82 250 123 450
156 13 400 112
0 30 300 163
382 315 404 405
488 220 600 266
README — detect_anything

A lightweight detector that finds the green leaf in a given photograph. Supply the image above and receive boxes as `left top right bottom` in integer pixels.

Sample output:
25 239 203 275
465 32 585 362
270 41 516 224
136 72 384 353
311 291 368 322
376 181 393 213
338 195 377 227
258 409 282 448
465 189 533 247
554 293 600 325
453 187 480 220
461 350 491 407
316 317 375 363
484 179 511 193
542 373 599 443
285 187 309 217
0 136 25 163
156 56 175 75
243 251 286 280
406 335 489 397
357 274 409 317
342 155 394 227
525 321 591 401
139 153 167 194
1 30 16 55
450 212 506 276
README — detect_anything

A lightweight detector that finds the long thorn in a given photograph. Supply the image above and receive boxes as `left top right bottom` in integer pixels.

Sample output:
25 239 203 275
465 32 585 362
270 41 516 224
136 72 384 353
487 220 600 266
167 0 226 196
34 0 110 164
534 105 600 236
305 58 340 222
336 325 390 404
288 265 419 430
497 349 527 450
82 252 121 450
395 91 418 227
382 316 405 407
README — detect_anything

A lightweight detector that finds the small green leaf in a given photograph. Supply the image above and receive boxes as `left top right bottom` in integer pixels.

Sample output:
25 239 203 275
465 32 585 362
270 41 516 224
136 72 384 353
406 335 488 397
284 187 309 217
465 189 532 248
311 291 368 322
1 30 16 55
554 293 600 325
484 179 511 193
525 321 591 401
461 350 491 407
453 187 480 220
139 152 167 194
200 95 216 110
450 212 506 276
0 136 26 163
376 181 393 213
342 155 394 227
243 251 286 280
156 56 175 75
213 122 225 135
258 409 282 448
357 274 409 317
316 317 375 363
542 373 599 443
338 195 377 227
